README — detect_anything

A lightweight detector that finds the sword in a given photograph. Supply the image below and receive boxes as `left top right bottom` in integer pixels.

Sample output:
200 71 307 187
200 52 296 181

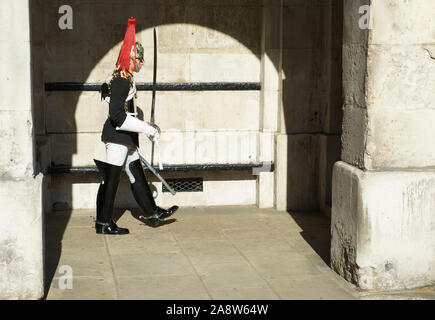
150 28 157 165
138 152 176 196
139 28 176 196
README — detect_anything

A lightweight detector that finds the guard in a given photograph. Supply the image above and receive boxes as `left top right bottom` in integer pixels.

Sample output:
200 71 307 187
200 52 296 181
94 18 178 235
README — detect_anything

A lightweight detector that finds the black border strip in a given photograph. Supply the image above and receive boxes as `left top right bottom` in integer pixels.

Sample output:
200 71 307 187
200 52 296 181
44 82 261 91
47 163 274 174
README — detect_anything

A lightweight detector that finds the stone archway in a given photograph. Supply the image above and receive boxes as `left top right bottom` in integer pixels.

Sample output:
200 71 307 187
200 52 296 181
1 0 349 299
36 1 277 212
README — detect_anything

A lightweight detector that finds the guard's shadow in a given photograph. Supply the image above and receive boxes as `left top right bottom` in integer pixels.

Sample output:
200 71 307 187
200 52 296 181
113 208 177 228
286 211 331 267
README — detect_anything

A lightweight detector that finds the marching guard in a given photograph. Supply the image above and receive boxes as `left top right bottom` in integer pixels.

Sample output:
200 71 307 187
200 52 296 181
94 18 178 235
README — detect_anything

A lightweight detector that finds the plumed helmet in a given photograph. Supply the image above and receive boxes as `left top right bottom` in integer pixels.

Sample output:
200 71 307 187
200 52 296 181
135 41 144 61
116 17 137 70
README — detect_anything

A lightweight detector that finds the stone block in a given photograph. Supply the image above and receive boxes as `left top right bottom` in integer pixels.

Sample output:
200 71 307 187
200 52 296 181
258 132 274 162
261 90 279 132
275 133 321 211
32 92 46 136
135 91 259 132
190 53 260 82
331 161 435 290
318 134 341 211
44 65 88 83
0 0 30 42
186 5 261 52
275 134 288 211
136 26 160 50
0 110 34 178
282 2 323 50
50 133 106 166
0 174 43 299
46 92 107 133
119 49 190 83
262 3 281 50
30 0 45 46
281 48 325 133
85 61 117 83
158 171 257 208
0 41 32 111
181 91 260 131
365 108 435 169
262 49 281 91
286 134 321 211
257 171 274 208
342 43 368 109
341 104 367 170
155 131 259 165
370 0 435 45
342 0 370 46
35 135 51 174
366 45 435 110
324 46 343 135
49 172 101 211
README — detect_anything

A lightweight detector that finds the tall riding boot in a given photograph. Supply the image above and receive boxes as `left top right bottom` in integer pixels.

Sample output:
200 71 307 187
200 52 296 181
94 159 129 235
128 159 178 227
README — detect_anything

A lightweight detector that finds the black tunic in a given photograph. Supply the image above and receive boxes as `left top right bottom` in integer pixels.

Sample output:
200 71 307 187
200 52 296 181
101 75 139 148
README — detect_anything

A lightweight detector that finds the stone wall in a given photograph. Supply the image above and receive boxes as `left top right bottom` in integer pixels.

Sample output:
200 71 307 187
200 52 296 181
34 0 268 210
332 0 435 290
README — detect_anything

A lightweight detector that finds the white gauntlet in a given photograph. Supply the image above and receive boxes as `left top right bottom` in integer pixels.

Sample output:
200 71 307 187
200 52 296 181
117 115 164 170
146 123 161 142
116 114 158 141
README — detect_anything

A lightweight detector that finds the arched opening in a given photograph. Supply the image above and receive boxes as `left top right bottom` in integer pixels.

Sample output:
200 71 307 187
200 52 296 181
30 0 344 298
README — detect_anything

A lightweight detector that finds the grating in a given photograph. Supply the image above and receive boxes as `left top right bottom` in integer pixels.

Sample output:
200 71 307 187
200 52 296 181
162 177 203 193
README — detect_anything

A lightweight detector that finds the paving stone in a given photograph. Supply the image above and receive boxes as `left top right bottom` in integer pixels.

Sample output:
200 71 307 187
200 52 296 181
227 233 296 252
105 230 181 255
46 277 117 300
111 252 196 278
178 239 245 266
117 275 211 300
243 250 322 280
45 247 113 279
209 286 280 300
195 261 269 292
267 275 356 300
171 224 227 241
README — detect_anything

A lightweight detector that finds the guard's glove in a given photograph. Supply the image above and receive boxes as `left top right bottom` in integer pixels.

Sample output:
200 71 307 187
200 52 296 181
116 114 161 142
146 123 161 142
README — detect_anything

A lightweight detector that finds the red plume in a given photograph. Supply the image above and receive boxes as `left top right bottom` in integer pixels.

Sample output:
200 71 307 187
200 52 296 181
116 18 136 71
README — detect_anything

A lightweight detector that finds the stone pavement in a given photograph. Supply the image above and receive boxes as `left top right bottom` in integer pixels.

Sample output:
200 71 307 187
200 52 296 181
43 206 434 300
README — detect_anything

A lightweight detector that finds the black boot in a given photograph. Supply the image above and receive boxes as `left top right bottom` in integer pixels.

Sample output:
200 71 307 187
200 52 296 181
128 159 179 227
94 160 129 235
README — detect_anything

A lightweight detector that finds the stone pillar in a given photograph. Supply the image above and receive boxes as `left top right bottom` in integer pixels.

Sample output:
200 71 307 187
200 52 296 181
258 0 282 208
0 1 44 299
332 0 435 290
